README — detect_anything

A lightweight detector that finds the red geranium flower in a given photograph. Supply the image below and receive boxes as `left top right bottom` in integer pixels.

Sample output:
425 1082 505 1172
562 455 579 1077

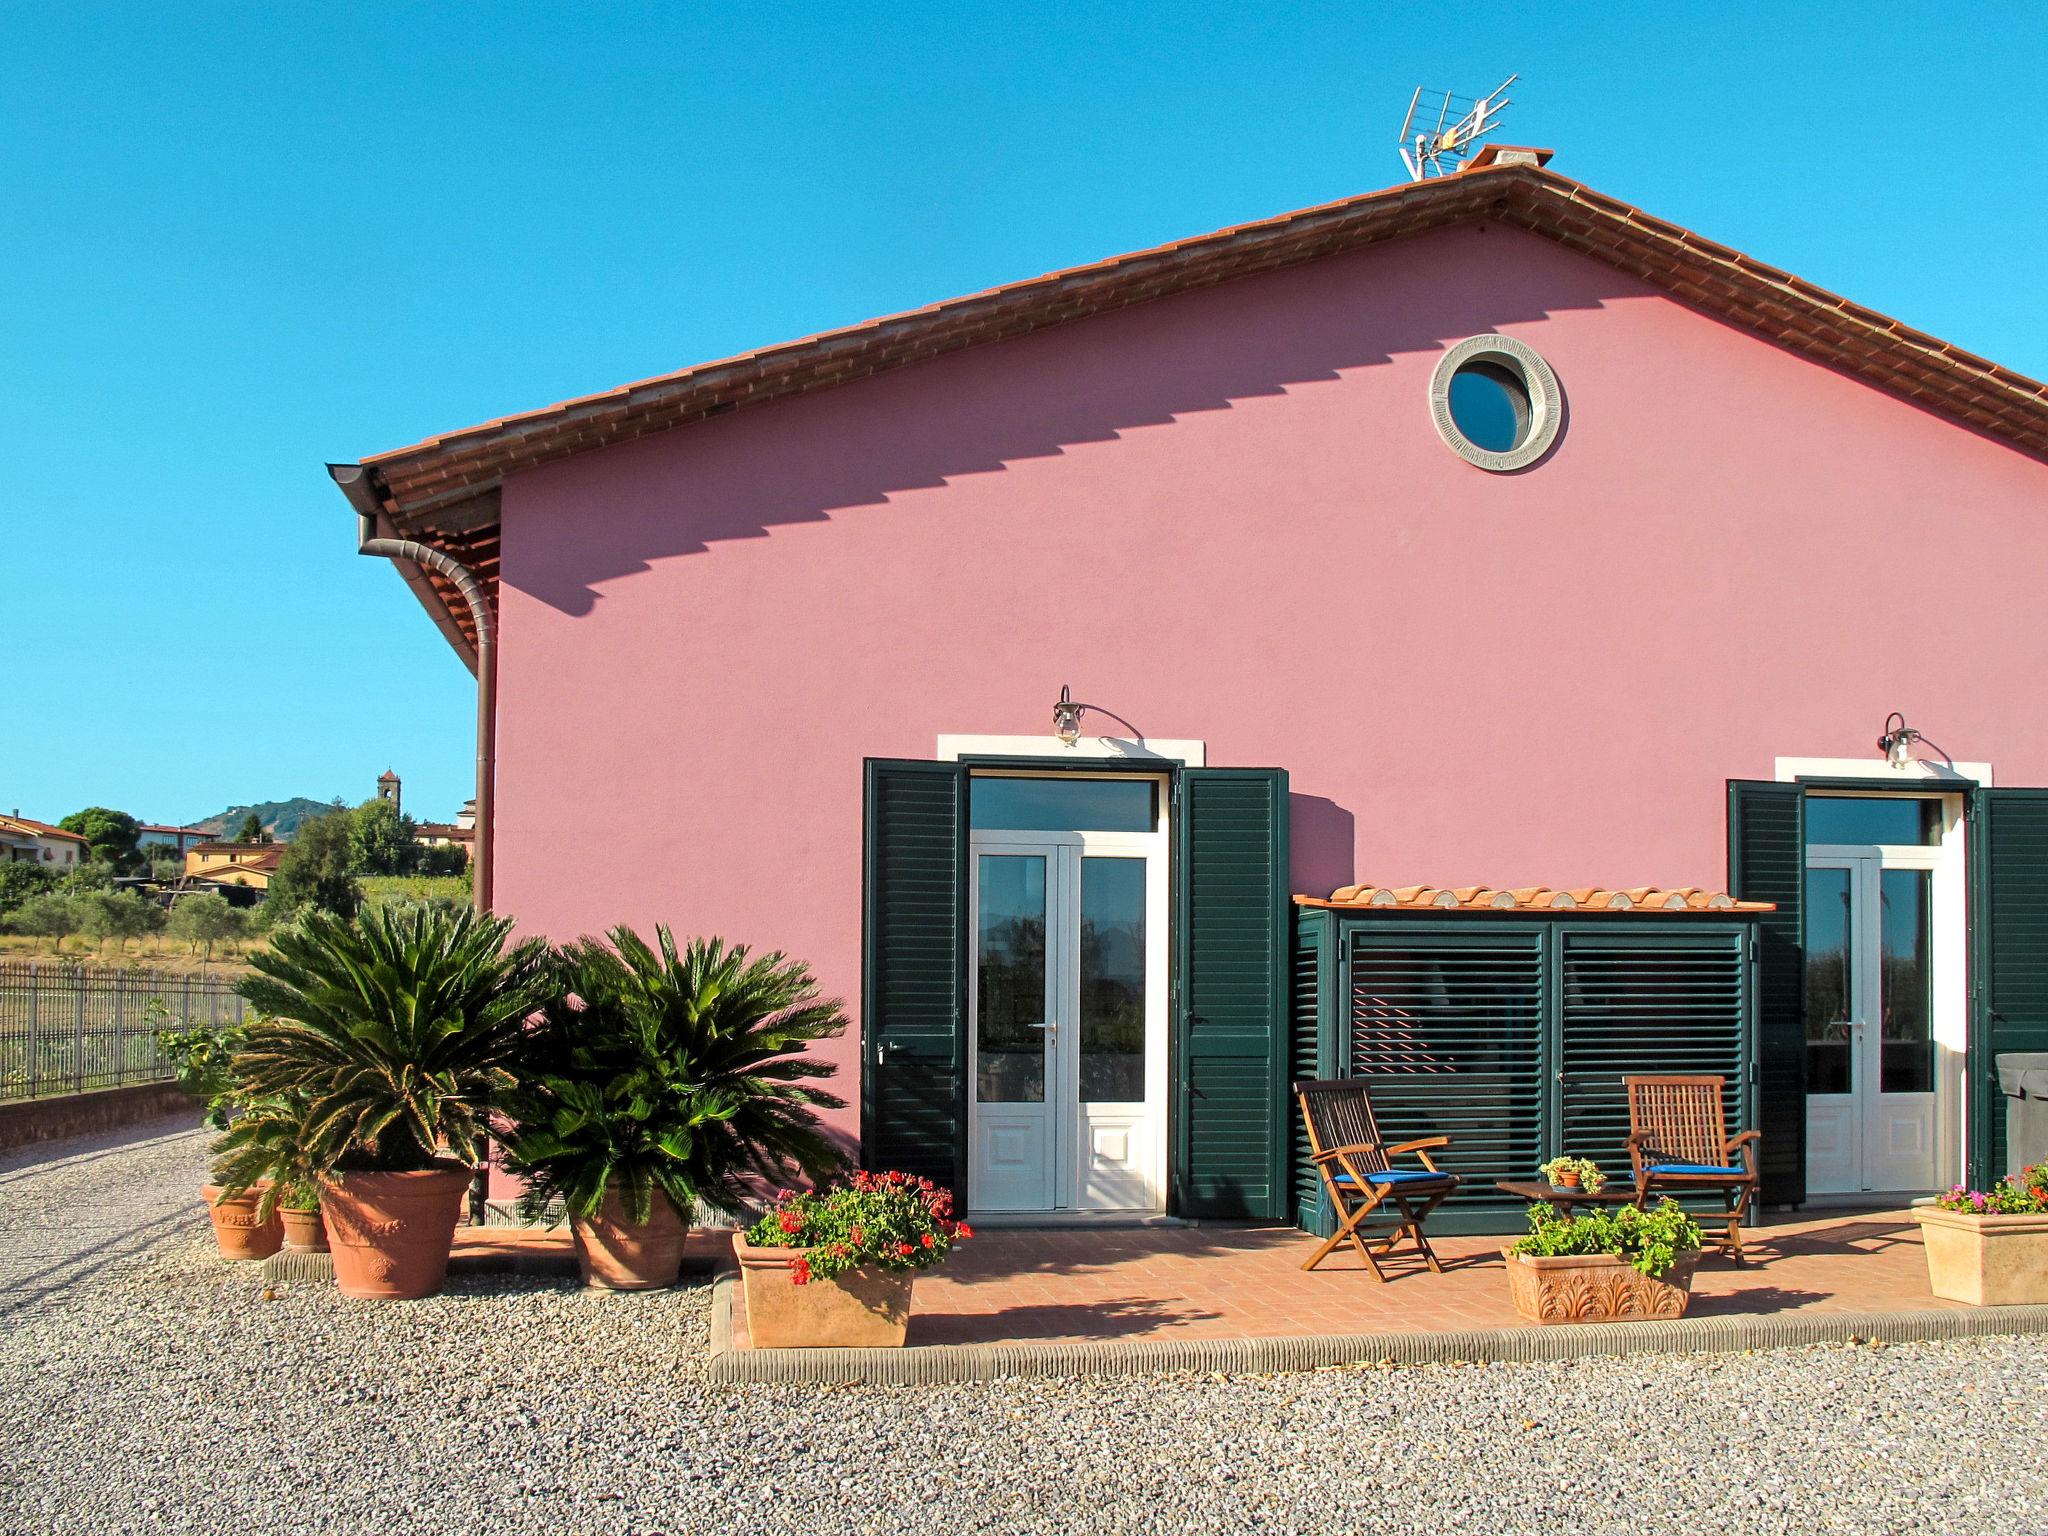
897 1242 915 1256
921 1233 935 1248
956 1223 973 1239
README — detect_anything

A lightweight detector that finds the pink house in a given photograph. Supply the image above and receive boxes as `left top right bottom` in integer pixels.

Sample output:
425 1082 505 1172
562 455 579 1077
331 149 2048 1230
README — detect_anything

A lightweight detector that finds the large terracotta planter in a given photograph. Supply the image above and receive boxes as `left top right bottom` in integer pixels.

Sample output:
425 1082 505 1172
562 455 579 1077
734 1235 914 1348
1913 1206 2048 1305
202 1183 282 1261
280 1206 329 1254
1504 1249 1698 1324
320 1163 472 1300
571 1185 688 1290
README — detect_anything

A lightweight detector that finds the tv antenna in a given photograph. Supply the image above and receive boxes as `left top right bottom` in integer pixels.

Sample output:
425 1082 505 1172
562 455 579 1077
1397 75 1517 181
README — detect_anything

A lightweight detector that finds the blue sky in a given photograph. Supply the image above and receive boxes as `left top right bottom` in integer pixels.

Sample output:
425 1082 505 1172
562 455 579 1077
4 5 2044 827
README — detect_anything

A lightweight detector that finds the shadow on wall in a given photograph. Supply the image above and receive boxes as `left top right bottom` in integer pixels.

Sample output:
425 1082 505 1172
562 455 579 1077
506 228 1630 618
1290 794 1356 898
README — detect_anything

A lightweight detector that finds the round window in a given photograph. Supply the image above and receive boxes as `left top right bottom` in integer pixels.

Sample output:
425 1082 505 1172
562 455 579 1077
1428 335 1561 471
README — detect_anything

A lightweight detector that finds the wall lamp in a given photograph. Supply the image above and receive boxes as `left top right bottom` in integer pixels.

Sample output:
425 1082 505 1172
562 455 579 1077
1878 712 1924 770
1052 684 1096 746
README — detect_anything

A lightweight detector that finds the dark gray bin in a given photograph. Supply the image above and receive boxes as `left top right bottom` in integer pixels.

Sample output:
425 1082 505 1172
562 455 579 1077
1996 1053 2048 1173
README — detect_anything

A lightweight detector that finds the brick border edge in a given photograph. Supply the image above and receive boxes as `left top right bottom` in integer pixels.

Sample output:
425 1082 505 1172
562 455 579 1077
703 1273 2048 1387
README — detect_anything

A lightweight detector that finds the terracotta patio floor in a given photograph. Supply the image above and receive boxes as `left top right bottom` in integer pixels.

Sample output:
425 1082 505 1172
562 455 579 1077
722 1208 1957 1349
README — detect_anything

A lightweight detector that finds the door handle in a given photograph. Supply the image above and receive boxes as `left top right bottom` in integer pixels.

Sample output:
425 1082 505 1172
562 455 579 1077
1025 1020 1057 1038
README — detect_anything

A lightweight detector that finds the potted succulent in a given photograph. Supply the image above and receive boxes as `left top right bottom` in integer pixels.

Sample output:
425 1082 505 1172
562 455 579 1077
208 1092 329 1254
1912 1162 2048 1305
501 930 847 1289
1538 1155 1607 1192
1504 1198 1702 1324
233 905 550 1299
155 1012 279 1258
737 1171 971 1348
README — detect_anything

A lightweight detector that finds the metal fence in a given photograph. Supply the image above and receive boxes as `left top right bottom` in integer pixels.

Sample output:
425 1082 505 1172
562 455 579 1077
0 961 247 1102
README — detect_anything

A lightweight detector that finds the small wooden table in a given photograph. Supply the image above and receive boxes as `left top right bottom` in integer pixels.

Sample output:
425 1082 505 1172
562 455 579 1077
1493 1179 1638 1216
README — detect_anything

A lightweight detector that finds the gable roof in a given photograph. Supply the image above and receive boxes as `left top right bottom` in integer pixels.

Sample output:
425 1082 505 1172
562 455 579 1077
0 815 87 844
335 158 2048 662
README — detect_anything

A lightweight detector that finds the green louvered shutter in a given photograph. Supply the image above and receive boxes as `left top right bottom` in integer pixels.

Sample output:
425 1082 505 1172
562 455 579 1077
861 759 967 1192
1175 767 1290 1219
1728 780 1806 1206
1969 789 2048 1184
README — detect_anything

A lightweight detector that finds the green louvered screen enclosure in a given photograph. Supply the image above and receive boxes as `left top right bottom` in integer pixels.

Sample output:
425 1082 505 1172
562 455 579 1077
1175 768 1290 1220
1558 929 1753 1183
1346 924 1547 1229
860 759 968 1192
1293 907 1760 1235
1290 919 1333 1232
1969 789 2048 1184
1727 780 1807 1206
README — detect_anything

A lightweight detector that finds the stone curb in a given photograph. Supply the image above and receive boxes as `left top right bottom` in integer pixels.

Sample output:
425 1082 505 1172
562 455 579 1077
703 1272 2048 1386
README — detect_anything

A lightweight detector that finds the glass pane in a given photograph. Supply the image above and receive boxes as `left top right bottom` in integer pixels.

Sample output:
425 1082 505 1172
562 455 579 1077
1804 867 1853 1095
976 855 1046 1103
1880 868 1934 1094
970 776 1155 833
1806 796 1941 846
1078 857 1146 1102
1447 362 1528 452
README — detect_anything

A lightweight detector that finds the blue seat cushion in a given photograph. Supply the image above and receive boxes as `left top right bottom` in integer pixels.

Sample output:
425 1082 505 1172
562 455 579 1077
1646 1163 1747 1177
1332 1169 1452 1187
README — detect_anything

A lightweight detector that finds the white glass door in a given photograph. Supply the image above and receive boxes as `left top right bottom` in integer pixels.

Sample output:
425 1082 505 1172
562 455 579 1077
968 829 1166 1215
1804 851 1940 1194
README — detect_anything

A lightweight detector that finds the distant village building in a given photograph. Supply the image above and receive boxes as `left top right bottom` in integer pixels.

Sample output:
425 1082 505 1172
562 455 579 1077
137 823 213 856
0 812 86 866
183 842 284 891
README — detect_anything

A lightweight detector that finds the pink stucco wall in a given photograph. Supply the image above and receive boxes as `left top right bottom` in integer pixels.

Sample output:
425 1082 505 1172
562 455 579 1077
490 222 2048 1139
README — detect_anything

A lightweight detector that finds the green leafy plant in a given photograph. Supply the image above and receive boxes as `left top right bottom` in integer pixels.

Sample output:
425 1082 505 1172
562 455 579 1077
1537 1155 1607 1192
153 1008 251 1130
1934 1162 2048 1215
232 904 551 1174
745 1171 970 1285
497 935 754 1227
515 928 849 1215
1509 1198 1702 1278
209 1092 323 1218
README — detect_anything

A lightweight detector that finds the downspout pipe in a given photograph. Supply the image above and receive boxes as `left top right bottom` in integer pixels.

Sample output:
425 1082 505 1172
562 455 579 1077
328 463 495 917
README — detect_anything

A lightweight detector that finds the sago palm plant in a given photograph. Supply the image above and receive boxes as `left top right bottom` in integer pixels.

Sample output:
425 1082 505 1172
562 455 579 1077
233 904 553 1174
504 927 847 1220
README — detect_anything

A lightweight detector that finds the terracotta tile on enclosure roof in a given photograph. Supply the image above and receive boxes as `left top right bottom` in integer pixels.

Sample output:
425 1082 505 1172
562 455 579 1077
1295 883 1774 913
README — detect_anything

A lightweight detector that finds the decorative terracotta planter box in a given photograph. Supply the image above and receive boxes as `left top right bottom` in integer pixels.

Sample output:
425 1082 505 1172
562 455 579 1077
733 1234 914 1348
1503 1249 1698 1324
202 1184 283 1261
1912 1206 2048 1306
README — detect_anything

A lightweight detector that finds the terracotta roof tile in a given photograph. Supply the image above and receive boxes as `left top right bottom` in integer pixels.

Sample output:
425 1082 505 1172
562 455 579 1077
1297 882 1771 914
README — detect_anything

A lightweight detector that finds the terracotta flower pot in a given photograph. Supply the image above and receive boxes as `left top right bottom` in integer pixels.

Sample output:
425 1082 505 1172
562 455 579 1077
1504 1248 1698 1324
1556 1172 1583 1190
734 1234 914 1348
571 1185 688 1290
1913 1205 2048 1306
320 1163 472 1300
280 1205 330 1254
202 1183 283 1261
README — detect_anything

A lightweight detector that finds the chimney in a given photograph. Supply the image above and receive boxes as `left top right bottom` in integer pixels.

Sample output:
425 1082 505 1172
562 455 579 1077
1463 144 1554 171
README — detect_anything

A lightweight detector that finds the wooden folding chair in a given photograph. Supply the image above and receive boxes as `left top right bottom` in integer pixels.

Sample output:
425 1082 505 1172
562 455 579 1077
1295 1079 1460 1279
1624 1074 1761 1262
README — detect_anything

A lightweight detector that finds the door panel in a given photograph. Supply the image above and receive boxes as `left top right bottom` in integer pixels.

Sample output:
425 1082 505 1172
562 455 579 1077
967 829 1167 1215
1805 851 1941 1194
1804 862 1859 1194
969 850 1056 1211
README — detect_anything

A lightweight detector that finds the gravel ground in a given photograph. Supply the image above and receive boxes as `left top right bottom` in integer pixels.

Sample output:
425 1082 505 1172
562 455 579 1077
2 1123 2045 1536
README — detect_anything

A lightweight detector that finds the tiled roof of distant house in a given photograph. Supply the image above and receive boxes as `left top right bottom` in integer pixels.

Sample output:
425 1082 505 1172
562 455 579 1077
0 815 87 843
336 153 2048 663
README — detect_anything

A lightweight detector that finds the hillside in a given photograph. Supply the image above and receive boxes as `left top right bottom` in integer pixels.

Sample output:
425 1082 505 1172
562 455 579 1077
192 797 340 840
